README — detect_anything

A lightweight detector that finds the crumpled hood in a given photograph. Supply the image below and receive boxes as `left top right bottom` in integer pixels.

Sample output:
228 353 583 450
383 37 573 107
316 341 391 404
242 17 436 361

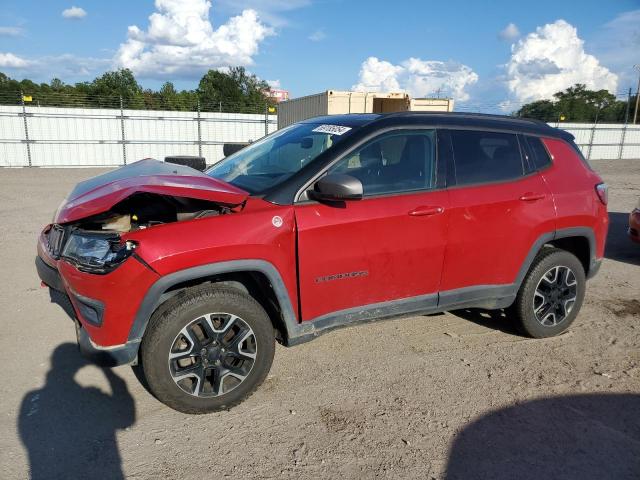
54 159 249 224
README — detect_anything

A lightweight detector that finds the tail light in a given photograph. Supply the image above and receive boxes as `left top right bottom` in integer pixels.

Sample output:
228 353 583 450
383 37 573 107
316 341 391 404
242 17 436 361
595 183 608 205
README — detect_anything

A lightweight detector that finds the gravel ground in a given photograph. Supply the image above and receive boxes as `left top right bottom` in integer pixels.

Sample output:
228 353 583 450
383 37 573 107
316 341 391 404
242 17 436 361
0 160 638 479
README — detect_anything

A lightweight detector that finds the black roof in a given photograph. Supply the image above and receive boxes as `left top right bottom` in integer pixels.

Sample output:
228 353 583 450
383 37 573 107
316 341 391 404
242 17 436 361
302 111 572 140
300 113 380 127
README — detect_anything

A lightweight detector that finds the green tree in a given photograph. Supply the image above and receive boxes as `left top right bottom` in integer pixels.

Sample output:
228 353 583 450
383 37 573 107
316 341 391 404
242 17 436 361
158 82 181 110
516 100 558 122
197 66 272 112
0 68 274 113
89 68 144 108
517 84 628 123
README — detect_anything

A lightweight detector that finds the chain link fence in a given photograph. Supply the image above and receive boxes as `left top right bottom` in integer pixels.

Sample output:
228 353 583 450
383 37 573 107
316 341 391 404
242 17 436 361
1 93 276 167
1 92 639 167
552 122 640 160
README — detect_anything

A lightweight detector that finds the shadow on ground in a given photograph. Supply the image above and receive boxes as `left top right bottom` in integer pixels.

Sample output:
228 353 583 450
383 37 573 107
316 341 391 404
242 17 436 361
448 308 520 335
605 212 639 266
445 393 640 480
18 343 135 480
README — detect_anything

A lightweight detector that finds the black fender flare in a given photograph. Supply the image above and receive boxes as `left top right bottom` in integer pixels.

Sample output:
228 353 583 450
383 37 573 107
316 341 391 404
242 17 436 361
514 227 598 288
127 259 305 345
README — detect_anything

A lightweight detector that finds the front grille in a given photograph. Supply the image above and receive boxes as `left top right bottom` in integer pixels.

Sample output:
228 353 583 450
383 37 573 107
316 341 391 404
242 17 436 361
45 225 66 258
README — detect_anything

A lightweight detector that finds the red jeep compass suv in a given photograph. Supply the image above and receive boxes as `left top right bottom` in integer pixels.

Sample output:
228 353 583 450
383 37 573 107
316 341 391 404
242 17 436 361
36 113 609 413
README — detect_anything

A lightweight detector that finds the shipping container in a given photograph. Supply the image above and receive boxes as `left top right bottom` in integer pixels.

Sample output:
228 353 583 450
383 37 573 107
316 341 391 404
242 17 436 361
277 90 453 129
277 91 410 129
410 98 455 112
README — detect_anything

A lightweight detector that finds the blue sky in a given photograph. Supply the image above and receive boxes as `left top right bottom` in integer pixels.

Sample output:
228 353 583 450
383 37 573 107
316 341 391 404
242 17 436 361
1 0 638 110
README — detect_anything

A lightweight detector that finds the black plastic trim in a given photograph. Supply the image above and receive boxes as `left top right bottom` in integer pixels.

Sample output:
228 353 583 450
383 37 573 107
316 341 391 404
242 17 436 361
69 290 105 327
265 114 572 205
76 323 139 367
126 228 600 349
128 259 300 343
35 255 65 292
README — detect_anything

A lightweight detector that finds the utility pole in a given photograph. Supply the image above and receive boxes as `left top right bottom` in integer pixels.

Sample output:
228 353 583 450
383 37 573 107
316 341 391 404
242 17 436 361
634 64 640 124
624 87 632 124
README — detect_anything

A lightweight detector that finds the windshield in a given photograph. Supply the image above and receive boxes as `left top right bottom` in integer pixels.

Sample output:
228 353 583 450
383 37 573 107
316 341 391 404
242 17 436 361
206 122 353 194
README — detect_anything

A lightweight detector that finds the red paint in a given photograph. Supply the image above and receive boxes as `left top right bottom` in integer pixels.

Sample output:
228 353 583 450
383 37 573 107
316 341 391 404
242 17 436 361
542 138 609 258
441 173 556 290
55 160 248 224
295 190 449 319
36 137 609 349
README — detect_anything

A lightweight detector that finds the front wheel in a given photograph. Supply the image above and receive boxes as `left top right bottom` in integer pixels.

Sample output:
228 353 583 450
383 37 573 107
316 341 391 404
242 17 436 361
512 248 586 338
139 285 275 414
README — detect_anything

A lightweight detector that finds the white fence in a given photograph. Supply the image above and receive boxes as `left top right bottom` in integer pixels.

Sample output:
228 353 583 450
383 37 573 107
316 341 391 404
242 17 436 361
0 105 277 167
1 105 638 167
550 122 640 160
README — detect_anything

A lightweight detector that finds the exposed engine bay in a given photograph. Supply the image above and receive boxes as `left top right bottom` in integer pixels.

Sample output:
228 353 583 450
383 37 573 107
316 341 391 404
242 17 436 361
71 192 233 233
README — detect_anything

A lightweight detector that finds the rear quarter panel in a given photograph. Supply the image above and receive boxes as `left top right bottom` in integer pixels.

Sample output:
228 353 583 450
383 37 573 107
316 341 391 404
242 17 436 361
541 137 608 258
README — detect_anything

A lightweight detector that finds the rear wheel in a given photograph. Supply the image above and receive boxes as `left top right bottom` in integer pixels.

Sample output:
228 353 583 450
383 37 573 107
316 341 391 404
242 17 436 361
512 248 586 338
139 285 275 414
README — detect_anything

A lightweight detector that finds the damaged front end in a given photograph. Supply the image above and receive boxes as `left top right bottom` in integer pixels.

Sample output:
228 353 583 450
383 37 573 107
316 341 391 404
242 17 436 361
42 159 250 275
50 193 235 274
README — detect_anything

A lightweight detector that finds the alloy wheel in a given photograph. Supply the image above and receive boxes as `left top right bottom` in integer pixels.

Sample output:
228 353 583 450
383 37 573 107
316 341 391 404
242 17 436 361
168 313 257 397
532 265 577 327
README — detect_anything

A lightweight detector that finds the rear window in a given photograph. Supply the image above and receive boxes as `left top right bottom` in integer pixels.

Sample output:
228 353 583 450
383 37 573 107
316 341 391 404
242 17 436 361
525 136 552 170
450 130 524 186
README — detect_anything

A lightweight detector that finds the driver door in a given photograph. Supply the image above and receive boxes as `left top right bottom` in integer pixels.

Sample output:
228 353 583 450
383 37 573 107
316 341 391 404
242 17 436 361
294 129 449 321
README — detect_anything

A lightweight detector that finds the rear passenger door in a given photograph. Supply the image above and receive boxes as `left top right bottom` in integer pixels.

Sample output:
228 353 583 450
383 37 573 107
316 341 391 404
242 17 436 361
439 129 556 300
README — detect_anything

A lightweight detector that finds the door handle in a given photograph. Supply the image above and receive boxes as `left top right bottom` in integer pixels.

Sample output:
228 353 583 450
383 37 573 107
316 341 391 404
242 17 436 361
408 206 444 216
519 192 546 202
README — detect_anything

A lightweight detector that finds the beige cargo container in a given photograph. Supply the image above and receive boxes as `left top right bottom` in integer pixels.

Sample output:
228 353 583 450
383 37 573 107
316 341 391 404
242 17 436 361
277 90 453 129
277 90 411 129
410 97 454 112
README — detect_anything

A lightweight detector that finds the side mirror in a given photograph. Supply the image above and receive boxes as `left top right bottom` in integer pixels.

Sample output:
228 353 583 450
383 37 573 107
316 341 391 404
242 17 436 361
309 174 363 202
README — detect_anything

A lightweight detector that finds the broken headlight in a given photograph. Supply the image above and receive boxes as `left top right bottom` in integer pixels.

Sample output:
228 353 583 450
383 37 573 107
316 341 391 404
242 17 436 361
61 231 136 274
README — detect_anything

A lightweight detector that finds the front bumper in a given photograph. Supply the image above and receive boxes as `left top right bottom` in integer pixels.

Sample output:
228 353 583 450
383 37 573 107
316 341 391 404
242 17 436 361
36 254 142 366
36 221 161 366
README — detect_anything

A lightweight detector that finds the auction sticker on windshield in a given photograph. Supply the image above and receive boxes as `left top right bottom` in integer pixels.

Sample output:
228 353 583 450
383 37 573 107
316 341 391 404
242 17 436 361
312 124 352 135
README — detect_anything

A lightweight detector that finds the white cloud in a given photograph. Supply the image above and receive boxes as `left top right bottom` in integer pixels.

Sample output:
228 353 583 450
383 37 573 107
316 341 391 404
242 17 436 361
0 53 109 78
115 0 274 78
0 52 29 68
353 56 478 101
499 23 520 42
504 20 618 104
216 0 311 27
353 57 404 93
266 79 281 88
0 26 24 36
62 6 87 19
308 29 326 42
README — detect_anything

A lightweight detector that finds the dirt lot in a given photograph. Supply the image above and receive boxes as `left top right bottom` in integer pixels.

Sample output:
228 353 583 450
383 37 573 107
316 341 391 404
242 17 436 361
0 160 638 479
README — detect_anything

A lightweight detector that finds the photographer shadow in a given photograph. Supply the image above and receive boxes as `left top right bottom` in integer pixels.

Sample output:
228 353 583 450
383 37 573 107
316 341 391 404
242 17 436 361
18 343 136 480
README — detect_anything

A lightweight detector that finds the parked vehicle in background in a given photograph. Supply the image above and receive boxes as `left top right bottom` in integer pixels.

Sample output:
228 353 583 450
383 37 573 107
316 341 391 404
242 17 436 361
629 199 640 243
36 112 609 414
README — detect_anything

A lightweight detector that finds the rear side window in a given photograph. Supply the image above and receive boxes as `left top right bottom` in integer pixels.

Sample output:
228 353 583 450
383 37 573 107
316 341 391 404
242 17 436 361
449 130 524 186
525 136 552 170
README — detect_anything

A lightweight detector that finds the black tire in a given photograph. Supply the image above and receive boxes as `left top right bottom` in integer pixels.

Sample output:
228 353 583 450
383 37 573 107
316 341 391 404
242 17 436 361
512 248 586 338
139 284 275 414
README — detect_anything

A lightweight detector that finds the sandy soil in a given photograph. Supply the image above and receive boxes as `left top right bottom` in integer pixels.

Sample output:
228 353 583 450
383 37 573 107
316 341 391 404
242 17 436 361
0 160 638 479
